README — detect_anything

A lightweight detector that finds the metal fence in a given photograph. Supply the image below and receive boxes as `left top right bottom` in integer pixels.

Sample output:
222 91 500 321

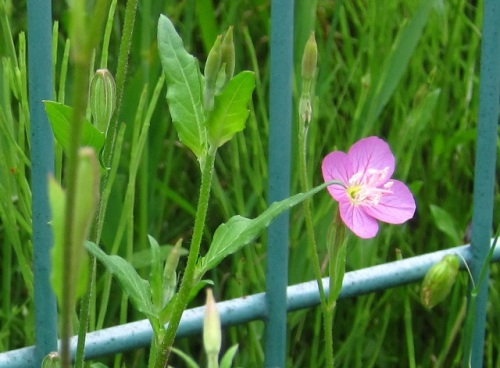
0 0 498 367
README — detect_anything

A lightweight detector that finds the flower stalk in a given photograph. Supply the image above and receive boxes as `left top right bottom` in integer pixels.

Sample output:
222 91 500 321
154 145 217 367
297 31 322 301
297 31 338 368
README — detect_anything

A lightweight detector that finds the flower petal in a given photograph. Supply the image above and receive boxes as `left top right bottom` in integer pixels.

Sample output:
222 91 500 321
363 180 416 224
339 200 379 239
347 136 395 182
322 151 352 201
322 151 351 183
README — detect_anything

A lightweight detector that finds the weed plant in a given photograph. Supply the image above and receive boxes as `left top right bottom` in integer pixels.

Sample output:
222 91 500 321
0 0 499 367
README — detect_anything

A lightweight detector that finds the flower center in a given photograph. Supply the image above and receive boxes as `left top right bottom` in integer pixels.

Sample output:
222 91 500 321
346 167 394 206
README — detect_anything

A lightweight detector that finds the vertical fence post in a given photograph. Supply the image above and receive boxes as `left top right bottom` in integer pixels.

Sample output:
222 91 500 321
27 0 58 366
465 1 500 367
265 0 294 367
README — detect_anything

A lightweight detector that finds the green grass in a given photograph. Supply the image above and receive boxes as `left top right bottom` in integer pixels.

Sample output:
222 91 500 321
1 0 499 367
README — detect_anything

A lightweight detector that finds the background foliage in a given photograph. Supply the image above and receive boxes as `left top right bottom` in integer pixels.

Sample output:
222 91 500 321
0 0 499 367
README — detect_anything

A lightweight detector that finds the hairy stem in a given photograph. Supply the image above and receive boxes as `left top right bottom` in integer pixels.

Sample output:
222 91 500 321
75 0 134 364
60 1 108 365
298 125 327 305
154 146 217 367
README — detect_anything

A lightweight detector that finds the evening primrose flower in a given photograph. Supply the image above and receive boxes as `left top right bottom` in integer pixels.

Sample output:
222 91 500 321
321 136 416 239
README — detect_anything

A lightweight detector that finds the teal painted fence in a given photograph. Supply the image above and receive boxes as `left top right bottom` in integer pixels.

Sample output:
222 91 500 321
0 0 498 367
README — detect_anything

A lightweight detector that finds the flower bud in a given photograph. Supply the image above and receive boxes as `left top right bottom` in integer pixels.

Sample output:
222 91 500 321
301 32 317 83
74 148 100 245
90 69 116 135
214 66 227 94
41 352 61 368
162 239 182 307
72 147 100 298
299 32 318 125
204 35 222 111
203 288 221 361
420 254 460 309
220 26 235 85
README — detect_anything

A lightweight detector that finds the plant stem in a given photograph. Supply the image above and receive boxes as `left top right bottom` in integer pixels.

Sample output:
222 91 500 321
325 212 348 368
102 0 137 170
73 0 135 364
154 146 217 367
323 304 335 368
298 124 327 305
60 0 109 361
298 115 336 367
396 250 416 368
73 256 95 368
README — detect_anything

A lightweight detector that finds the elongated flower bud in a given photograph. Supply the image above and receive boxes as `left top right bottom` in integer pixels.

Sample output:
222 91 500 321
420 254 460 309
90 69 116 135
204 35 222 111
220 26 235 85
299 32 318 125
162 238 182 307
74 148 100 245
72 148 100 298
301 32 318 83
203 288 221 365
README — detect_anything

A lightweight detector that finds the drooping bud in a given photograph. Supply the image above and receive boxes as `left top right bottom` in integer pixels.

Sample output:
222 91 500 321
90 69 116 135
204 35 222 111
220 26 235 85
41 352 62 368
203 288 222 367
420 254 460 309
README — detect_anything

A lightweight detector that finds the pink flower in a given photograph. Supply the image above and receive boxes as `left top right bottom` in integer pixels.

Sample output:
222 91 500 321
322 136 416 239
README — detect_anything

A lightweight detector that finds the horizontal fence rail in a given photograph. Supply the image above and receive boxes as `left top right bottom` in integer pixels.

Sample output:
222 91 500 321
1 241 498 367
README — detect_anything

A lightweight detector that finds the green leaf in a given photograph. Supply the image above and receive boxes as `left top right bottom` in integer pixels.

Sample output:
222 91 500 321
157 15 206 158
220 344 239 368
170 347 200 368
43 101 105 155
90 364 109 368
148 235 163 312
328 239 347 304
195 181 336 279
429 204 462 245
129 244 188 269
207 71 255 148
85 241 158 323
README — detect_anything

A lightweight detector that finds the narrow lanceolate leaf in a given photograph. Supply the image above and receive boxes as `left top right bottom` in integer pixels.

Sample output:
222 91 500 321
220 344 239 368
43 101 105 155
207 71 255 148
148 235 163 312
195 181 336 279
158 15 206 158
85 241 158 322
